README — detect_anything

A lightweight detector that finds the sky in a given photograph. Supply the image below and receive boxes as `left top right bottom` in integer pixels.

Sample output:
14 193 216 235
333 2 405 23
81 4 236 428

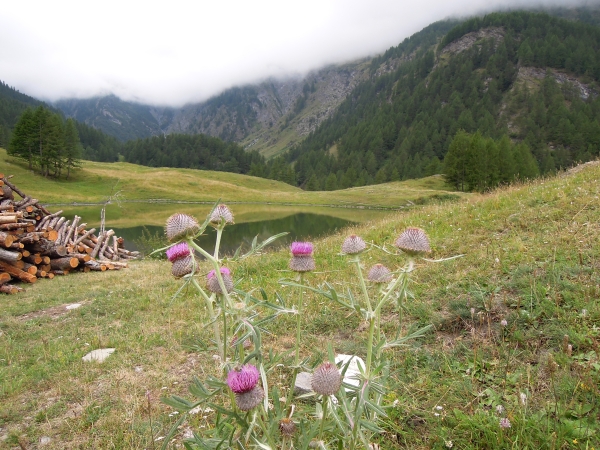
0 0 595 107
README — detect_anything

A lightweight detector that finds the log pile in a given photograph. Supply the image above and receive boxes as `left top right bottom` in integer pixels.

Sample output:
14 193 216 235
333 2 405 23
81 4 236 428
0 173 140 294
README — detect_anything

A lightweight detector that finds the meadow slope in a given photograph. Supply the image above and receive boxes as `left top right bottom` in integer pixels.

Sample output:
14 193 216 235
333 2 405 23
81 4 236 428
0 161 599 448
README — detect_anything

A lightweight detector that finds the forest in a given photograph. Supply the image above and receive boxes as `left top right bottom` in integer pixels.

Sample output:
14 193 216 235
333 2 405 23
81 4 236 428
287 11 600 192
3 10 600 192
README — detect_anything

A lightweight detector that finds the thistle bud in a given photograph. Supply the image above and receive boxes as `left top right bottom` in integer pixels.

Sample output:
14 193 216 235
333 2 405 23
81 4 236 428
279 418 296 437
311 362 342 396
367 263 392 283
395 227 431 256
165 213 200 242
207 267 234 294
209 204 234 225
341 234 366 255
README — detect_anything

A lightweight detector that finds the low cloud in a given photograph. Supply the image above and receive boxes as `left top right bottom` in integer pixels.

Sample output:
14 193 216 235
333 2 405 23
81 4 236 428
0 0 594 107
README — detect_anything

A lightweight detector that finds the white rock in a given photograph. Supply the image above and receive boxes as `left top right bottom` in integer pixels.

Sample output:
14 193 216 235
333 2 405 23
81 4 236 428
82 348 115 363
40 436 52 446
335 354 365 390
66 303 82 310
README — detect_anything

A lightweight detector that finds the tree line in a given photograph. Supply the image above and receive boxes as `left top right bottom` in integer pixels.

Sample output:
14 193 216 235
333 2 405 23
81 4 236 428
9 106 82 179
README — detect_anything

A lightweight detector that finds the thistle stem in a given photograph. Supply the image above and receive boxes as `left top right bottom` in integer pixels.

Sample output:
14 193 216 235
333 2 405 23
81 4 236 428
188 240 234 310
352 257 372 313
214 227 223 260
191 278 223 360
319 395 329 441
295 273 304 366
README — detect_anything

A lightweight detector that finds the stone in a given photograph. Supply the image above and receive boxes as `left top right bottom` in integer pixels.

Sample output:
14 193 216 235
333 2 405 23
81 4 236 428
66 303 82 310
82 348 115 363
335 354 365 391
294 372 313 396
40 436 52 446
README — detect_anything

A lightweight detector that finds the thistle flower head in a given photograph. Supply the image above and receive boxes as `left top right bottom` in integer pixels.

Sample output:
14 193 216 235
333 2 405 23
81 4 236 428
291 241 313 256
341 234 366 254
279 418 296 437
227 364 260 394
501 319 508 327
499 417 511 429
367 263 392 283
235 385 264 411
165 213 200 242
171 254 195 278
206 267 233 294
166 242 191 262
395 227 431 256
289 242 315 272
209 204 234 225
311 361 342 396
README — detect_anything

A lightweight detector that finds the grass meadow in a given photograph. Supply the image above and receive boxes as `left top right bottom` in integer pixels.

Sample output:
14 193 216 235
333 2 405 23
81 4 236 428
0 154 599 449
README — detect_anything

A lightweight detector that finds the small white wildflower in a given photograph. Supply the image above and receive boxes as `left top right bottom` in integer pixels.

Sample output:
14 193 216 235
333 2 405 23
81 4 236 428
434 413 440 417
445 440 453 448
435 405 443 410
168 411 179 417
189 406 202 415
496 405 505 415
520 392 527 405
581 309 588 317
501 319 508 327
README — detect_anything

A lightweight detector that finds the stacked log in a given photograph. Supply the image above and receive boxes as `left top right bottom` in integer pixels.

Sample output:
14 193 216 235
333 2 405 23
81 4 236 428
0 174 140 294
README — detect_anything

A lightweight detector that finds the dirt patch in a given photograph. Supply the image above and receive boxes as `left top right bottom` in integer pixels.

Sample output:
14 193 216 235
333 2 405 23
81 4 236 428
16 302 88 321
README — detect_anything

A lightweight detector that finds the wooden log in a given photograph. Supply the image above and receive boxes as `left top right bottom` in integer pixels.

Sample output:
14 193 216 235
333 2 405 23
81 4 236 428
71 253 92 263
50 257 79 271
0 284 23 294
21 262 39 276
36 210 63 231
23 254 43 265
0 260 37 283
63 216 80 246
112 235 119 261
84 260 107 271
16 231 46 244
21 250 30 258
35 269 47 278
28 240 68 258
99 230 115 259
0 211 23 218
0 215 18 224
0 247 22 263
91 231 110 259
56 219 70 244
0 231 15 247
0 223 35 232
0 272 11 284
73 228 96 246
98 260 128 268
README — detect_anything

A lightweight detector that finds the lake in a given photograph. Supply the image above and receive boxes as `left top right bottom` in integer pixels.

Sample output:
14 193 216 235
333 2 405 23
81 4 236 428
53 202 394 255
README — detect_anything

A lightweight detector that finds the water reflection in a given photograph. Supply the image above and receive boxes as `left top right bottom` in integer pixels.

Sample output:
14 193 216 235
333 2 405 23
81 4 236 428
111 212 353 253
55 203 393 254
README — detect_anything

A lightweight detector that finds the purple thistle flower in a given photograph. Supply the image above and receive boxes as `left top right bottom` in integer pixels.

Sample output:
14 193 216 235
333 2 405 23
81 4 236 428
290 241 313 256
227 364 260 394
395 227 431 256
367 263 392 283
235 385 264 411
207 267 233 294
166 242 191 262
499 418 511 429
311 361 342 396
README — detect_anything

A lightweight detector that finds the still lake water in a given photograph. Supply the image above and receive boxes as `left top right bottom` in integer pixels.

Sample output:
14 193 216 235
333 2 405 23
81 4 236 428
55 203 393 255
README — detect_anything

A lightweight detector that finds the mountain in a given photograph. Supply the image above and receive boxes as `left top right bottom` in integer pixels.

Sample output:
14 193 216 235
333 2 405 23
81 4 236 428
53 60 376 158
284 9 600 190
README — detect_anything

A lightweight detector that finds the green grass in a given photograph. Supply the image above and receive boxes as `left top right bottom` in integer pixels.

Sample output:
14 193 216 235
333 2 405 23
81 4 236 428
0 148 460 208
1 155 599 448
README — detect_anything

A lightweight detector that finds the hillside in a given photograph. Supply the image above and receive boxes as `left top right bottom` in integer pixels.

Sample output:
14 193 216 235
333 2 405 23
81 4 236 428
0 158 598 448
0 147 460 208
288 10 600 190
